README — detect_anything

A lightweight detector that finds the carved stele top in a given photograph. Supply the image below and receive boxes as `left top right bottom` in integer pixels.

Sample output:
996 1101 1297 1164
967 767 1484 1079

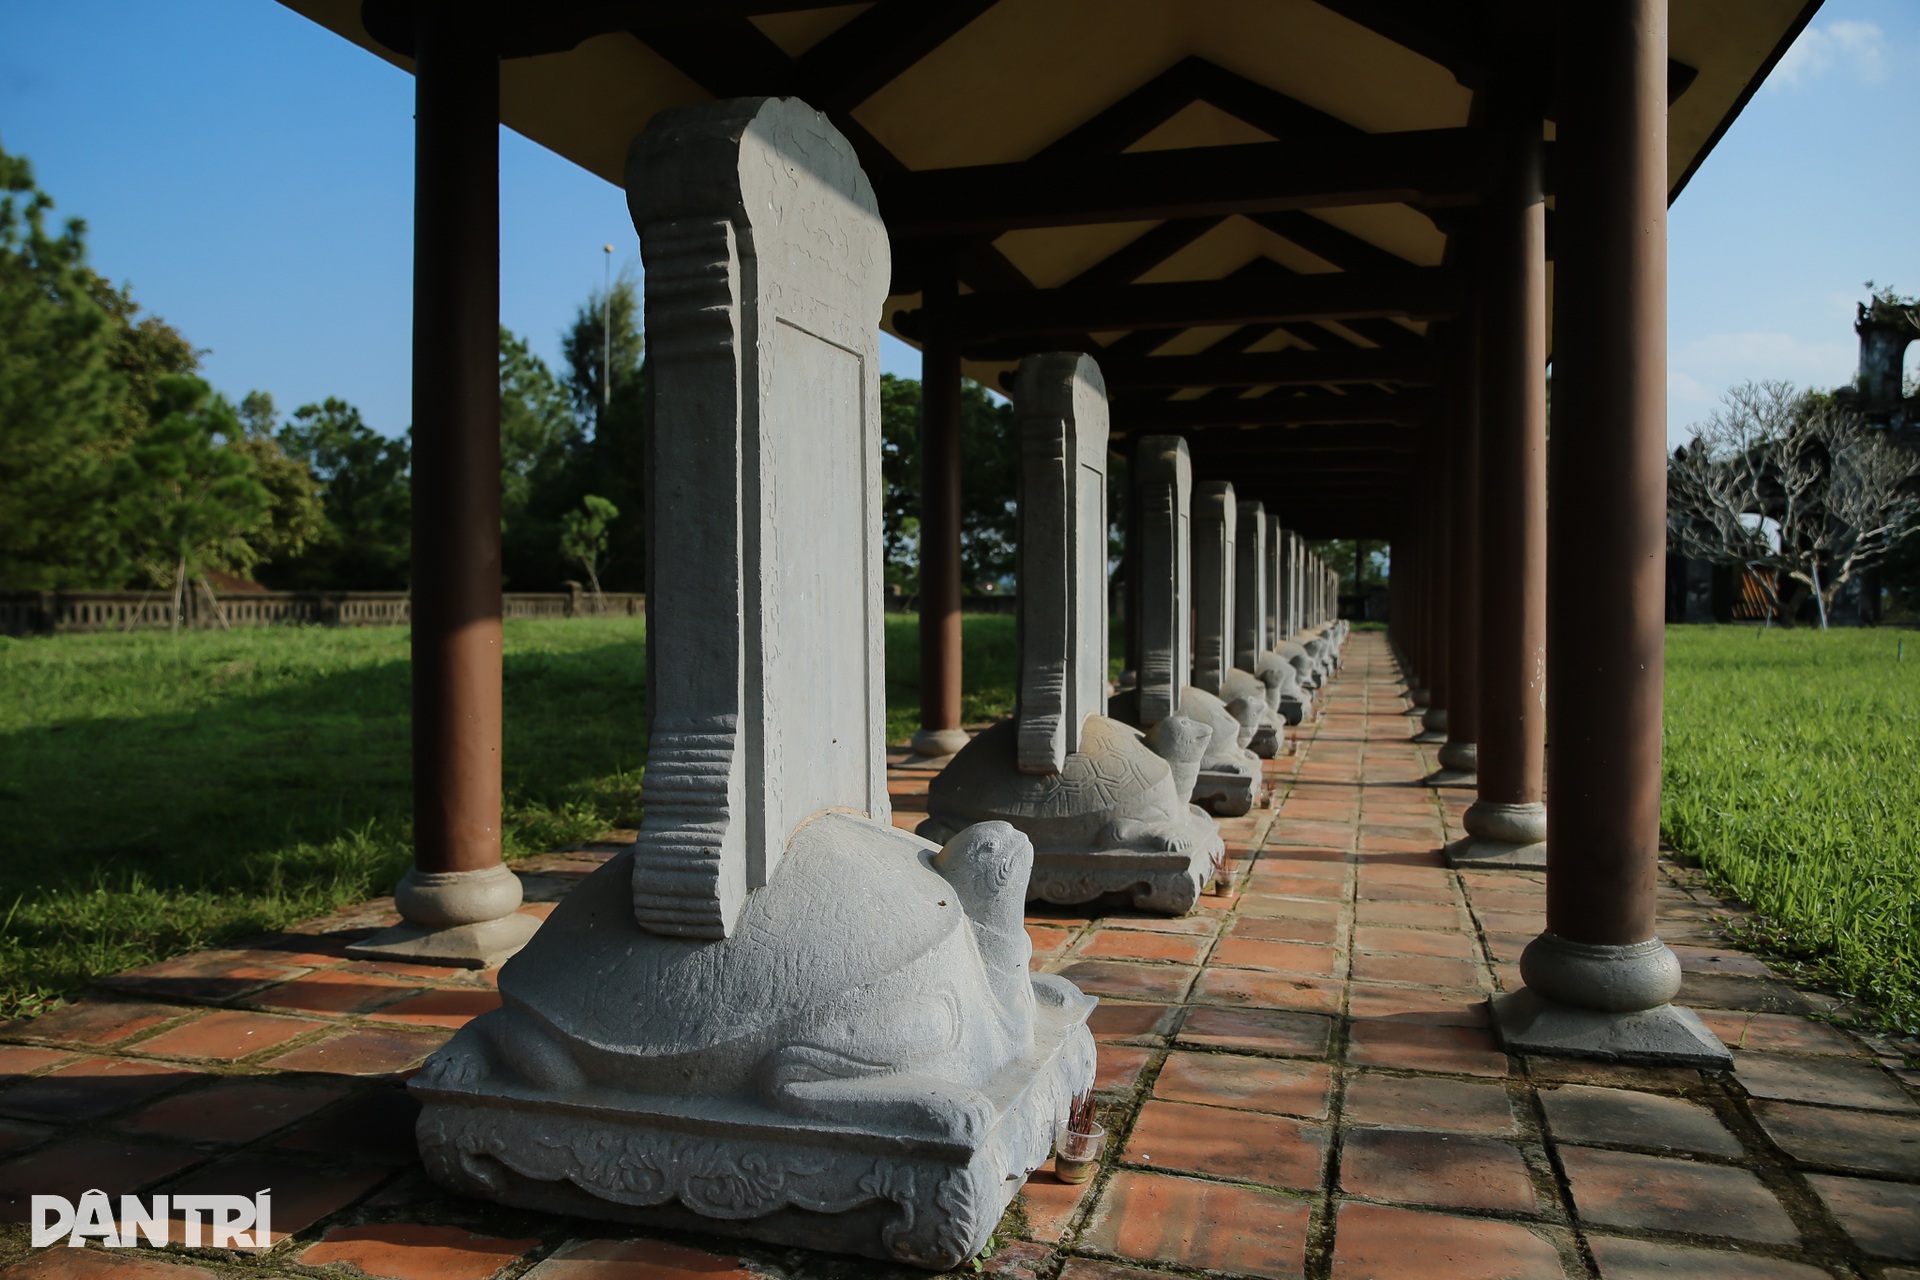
1236 500 1268 672
1013 353 1110 776
1190 480 1236 697
625 98 891 939
1134 435 1192 729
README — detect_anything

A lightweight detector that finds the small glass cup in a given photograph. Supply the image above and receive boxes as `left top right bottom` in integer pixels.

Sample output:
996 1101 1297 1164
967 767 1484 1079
1054 1120 1107 1184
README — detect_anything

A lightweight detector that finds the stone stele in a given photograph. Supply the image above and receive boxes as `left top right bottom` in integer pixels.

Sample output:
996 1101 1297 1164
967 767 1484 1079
1260 513 1311 725
919 354 1221 915
1192 483 1279 762
1126 444 1258 817
409 98 1094 1271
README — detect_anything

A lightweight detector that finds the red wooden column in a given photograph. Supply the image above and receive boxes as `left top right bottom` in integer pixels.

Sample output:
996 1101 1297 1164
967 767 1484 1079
1492 0 1728 1065
350 3 535 967
1453 57 1549 867
912 252 968 761
1416 424 1451 741
1438 317 1481 780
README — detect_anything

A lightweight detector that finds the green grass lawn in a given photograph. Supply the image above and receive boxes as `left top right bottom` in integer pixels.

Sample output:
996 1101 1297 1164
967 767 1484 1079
0 613 1022 1018
1664 625 1920 1034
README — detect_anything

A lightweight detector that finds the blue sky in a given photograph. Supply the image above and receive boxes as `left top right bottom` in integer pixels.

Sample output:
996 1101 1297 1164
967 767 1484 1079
2 1 1914 442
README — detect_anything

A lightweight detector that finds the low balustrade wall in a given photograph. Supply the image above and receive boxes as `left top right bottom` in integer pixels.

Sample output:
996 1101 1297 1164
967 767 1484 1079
0 588 644 636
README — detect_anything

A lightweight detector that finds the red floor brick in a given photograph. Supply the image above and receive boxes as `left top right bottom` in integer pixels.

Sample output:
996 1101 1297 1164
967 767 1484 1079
0 1046 74 1083
1081 1170 1311 1279
1558 1146 1798 1244
0 1253 220 1278
1026 924 1074 955
0 1057 198 1122
162 1153 389 1243
1094 1045 1151 1094
0 1120 50 1156
106 950 308 1002
1211 937 1339 977
1339 1128 1536 1213
1098 913 1223 936
1238 894 1343 922
366 988 504 1030
1230 915 1340 945
1751 1099 1920 1176
1176 1007 1333 1057
247 969 424 1016
1346 984 1489 1027
1342 1072 1519 1135
528 1237 757 1278
1076 930 1211 965
1087 1003 1174 1042
1020 1170 1095 1243
1153 1051 1331 1119
1804 1174 1920 1260
1354 901 1459 928
1353 926 1476 960
1124 1099 1326 1190
1330 1203 1564 1279
117 1077 352 1145
1191 968 1343 1014
1734 1053 1917 1113
1057 961 1196 1002
264 1026 448 1075
275 1085 421 1164
1539 1084 1742 1156
1351 951 1485 989
301 1222 543 1278
0 1137 202 1221
133 1009 323 1061
1696 1010 1862 1057
1586 1236 1832 1279
1245 875 1348 901
6 1000 187 1049
1347 1022 1508 1077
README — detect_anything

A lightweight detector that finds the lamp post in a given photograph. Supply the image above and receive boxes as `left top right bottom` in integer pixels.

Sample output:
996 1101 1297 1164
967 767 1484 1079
602 244 613 411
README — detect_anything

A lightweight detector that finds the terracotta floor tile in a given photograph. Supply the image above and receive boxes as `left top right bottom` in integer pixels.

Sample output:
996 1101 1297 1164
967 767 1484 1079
1211 937 1339 977
275 1085 421 1164
247 969 424 1016
1176 1007 1333 1058
1231 916 1340 945
366 988 504 1030
1097 913 1223 936
1341 1072 1519 1135
1021 1169 1095 1243
0 1137 203 1221
1192 968 1343 1015
1245 875 1349 901
1124 1099 1325 1189
0 1252 220 1278
1347 1022 1508 1077
1057 961 1196 1002
1077 930 1211 966
527 1236 754 1278
1095 1045 1151 1094
1733 1053 1917 1113
0 1046 74 1082
1353 926 1475 960
6 1000 187 1049
1804 1173 1920 1260
1696 1010 1862 1057
1752 1099 1920 1176
1346 983 1489 1027
1081 1170 1311 1279
264 1026 448 1075
0 1119 51 1156
133 1008 324 1061
1538 1084 1742 1156
1339 1128 1537 1213
1087 1002 1175 1042
105 950 308 1002
117 1076 353 1145
0 1056 198 1122
1153 1051 1332 1119
1558 1145 1797 1244
1351 951 1484 989
299 1222 541 1277
1238 895 1343 922
1585 1236 1830 1279
1354 901 1460 928
1026 924 1074 956
1329 1202 1565 1279
1252 857 1351 882
162 1153 389 1243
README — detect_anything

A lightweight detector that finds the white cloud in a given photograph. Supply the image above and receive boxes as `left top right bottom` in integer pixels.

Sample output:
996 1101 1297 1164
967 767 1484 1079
1771 19 1887 88
1666 330 1857 442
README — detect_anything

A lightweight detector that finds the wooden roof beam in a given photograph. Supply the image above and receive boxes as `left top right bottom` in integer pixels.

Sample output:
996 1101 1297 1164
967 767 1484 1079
1102 344 1437 390
1113 389 1431 428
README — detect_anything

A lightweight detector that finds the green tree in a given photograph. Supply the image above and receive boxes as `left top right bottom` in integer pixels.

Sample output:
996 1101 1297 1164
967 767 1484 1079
558 276 646 590
117 375 273 627
560 495 619 598
876 373 1019 595
224 391 327 577
499 325 584 588
561 271 643 432
268 399 411 589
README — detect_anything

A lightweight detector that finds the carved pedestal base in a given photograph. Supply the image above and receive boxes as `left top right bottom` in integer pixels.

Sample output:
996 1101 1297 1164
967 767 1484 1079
919 717 1224 917
1193 766 1258 817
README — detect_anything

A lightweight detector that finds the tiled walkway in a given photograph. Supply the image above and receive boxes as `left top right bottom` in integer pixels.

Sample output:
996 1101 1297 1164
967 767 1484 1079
0 633 1916 1278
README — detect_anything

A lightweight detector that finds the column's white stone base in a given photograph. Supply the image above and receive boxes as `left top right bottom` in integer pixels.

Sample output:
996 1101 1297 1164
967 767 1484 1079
899 726 972 769
413 814 1096 1270
347 864 539 969
1407 685 1430 708
919 717 1224 917
1424 768 1477 788
1489 988 1731 1068
1446 835 1547 869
